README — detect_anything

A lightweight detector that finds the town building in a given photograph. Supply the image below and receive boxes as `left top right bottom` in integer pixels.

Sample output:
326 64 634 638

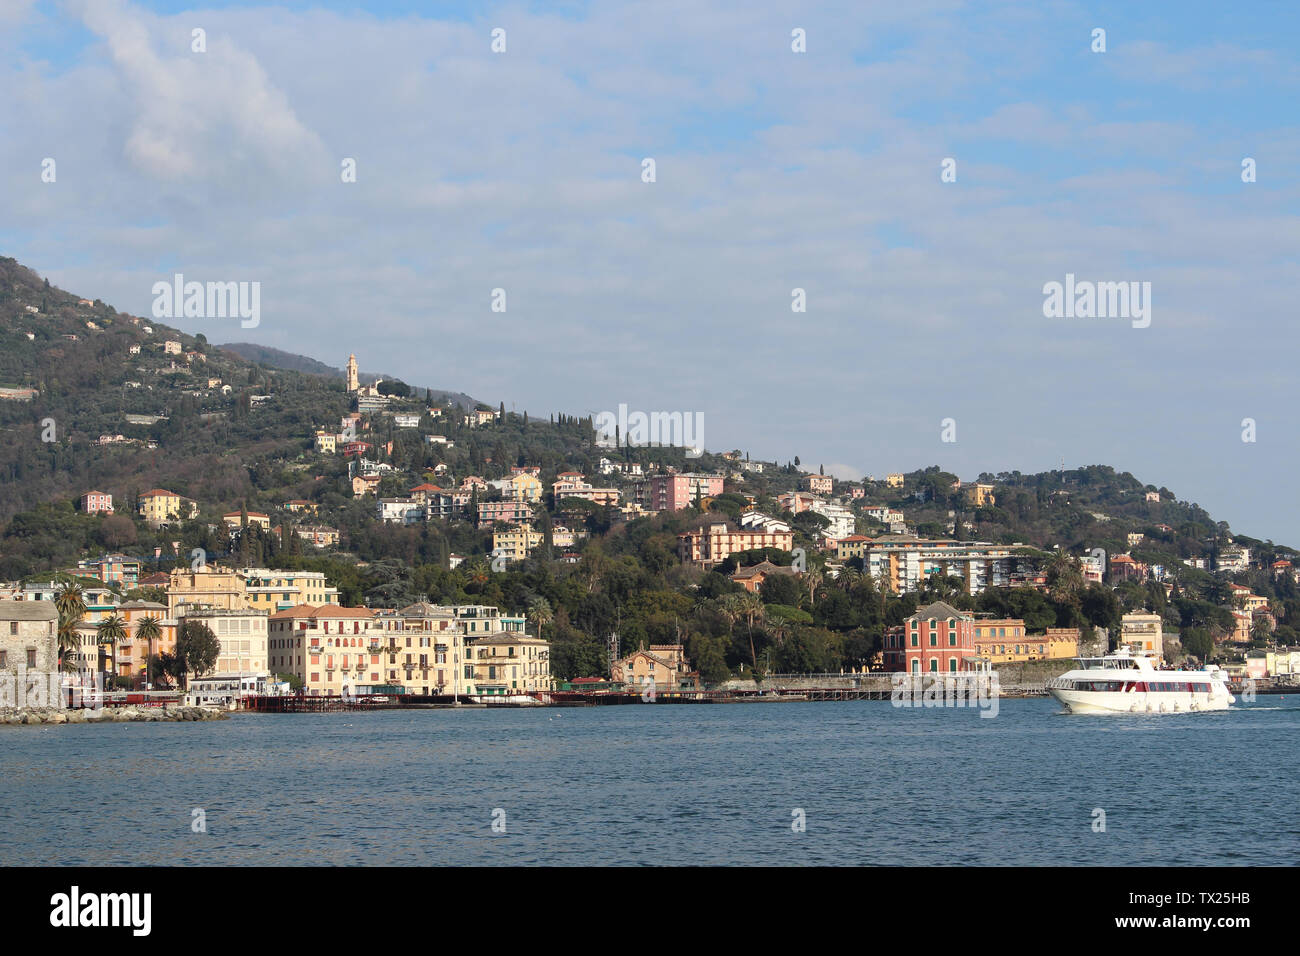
861 535 1032 595
478 500 535 527
730 560 800 594
75 554 142 587
0 601 60 698
1120 611 1164 660
465 632 552 695
492 527 544 562
166 567 248 618
802 474 833 495
377 498 424 525
110 601 176 685
178 606 269 682
609 644 698 691
677 522 795 566
372 603 467 695
635 473 724 512
295 526 340 548
238 569 340 613
883 601 976 674
80 490 114 515
138 489 199 529
222 511 272 533
268 605 379 697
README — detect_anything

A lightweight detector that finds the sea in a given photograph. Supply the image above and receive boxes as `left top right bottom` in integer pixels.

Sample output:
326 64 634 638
2 697 1296 866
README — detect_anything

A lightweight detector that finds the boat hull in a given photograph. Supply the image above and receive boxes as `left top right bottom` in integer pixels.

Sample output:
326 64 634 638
1048 687 1233 715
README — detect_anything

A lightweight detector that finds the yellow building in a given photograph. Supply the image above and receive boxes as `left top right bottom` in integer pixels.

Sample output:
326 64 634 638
465 632 552 695
833 536 873 561
222 511 272 532
1120 611 1164 660
268 605 380 696
314 431 336 454
972 621 1078 664
373 603 466 695
138 489 198 529
492 528 543 562
885 474 905 488
239 568 340 612
967 483 997 507
167 567 248 618
506 473 543 503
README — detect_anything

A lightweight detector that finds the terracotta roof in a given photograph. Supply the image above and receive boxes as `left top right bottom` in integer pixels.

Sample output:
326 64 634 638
732 560 798 579
269 604 375 620
140 489 179 498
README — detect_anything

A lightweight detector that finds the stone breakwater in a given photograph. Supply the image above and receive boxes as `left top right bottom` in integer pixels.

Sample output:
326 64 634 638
0 706 228 725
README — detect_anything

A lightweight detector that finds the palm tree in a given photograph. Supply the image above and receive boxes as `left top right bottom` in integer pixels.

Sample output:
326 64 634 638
54 580 90 674
527 596 554 641
57 611 84 673
721 592 765 674
96 614 127 686
55 580 87 622
134 615 163 689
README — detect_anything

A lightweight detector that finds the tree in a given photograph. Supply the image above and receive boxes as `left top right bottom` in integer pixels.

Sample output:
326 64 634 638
96 614 127 682
175 620 221 690
1180 627 1214 662
134 614 163 688
527 596 554 641
54 581 88 672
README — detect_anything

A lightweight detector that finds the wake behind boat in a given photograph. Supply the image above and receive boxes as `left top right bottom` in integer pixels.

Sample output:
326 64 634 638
1046 646 1234 714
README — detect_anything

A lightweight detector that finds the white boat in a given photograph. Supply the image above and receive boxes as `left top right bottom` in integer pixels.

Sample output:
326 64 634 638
1046 646 1234 714
468 694 543 706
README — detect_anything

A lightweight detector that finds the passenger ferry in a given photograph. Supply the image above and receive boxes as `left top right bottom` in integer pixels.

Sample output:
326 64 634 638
1046 646 1234 714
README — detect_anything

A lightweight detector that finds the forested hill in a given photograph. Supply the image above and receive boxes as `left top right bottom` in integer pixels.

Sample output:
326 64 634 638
0 256 484 527
2 255 1295 596
218 342 479 409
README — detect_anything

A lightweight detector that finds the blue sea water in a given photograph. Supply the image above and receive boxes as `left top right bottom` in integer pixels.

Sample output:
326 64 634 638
1 698 1296 866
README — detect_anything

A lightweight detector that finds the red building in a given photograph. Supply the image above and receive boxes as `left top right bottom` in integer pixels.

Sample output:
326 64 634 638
80 490 114 515
882 601 976 674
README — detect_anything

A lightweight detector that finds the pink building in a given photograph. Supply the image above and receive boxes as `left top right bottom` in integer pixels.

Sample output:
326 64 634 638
478 500 534 526
80 490 114 515
639 473 724 512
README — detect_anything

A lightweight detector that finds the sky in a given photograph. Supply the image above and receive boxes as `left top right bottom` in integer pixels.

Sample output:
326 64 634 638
2 0 1298 543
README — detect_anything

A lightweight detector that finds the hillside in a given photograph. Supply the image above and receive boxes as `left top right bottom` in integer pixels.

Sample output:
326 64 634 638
4 255 1298 676
219 342 479 409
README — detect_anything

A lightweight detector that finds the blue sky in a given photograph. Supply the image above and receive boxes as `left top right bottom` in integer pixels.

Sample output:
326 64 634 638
2 0 1298 544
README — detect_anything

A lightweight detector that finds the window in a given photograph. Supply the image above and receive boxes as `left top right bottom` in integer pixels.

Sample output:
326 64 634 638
910 635 918 647
929 659 938 672
949 634 956 646
929 634 937 647
27 649 36 667
8 622 16 635
949 658 957 673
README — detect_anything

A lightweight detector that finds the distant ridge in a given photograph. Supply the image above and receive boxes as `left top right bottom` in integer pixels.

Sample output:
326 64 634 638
219 342 480 408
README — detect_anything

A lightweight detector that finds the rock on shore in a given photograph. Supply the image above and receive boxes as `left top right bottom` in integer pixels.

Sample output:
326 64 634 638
0 705 228 725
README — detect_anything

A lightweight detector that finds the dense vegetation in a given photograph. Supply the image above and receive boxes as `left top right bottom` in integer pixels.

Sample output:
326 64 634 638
4 257 1297 681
